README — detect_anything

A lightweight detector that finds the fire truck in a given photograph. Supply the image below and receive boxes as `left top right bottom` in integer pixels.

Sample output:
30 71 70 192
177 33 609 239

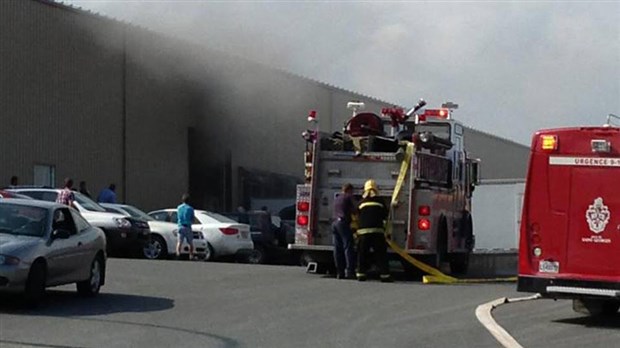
517 114 620 315
288 100 480 276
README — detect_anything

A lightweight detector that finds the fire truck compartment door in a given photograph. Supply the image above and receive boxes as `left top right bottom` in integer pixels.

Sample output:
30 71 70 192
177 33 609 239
566 167 620 277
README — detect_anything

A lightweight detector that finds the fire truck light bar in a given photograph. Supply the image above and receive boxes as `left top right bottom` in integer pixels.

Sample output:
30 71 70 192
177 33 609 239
423 109 449 118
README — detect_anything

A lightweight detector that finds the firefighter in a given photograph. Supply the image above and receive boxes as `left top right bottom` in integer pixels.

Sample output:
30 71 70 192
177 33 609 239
355 179 393 282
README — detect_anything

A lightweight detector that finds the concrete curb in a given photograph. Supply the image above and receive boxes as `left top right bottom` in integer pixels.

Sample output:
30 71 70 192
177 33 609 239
475 294 541 348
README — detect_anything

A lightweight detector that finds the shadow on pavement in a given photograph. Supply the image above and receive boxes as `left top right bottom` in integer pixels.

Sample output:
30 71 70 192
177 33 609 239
0 290 174 316
554 314 620 329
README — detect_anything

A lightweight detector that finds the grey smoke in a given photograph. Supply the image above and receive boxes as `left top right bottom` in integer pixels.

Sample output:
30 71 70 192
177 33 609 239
67 0 619 145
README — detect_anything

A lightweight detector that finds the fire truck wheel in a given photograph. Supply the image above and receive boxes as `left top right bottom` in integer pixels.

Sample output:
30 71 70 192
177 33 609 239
461 213 474 250
604 301 620 315
400 259 424 280
449 253 469 275
435 218 448 269
574 299 620 315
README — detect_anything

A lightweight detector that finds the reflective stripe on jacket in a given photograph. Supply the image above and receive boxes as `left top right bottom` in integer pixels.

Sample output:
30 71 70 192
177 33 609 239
357 196 387 234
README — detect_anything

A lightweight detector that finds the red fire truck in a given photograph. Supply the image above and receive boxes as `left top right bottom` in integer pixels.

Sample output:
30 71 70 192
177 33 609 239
517 115 620 315
289 101 479 276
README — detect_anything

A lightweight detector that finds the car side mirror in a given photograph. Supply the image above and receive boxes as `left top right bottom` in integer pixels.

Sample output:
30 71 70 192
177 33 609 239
52 229 71 240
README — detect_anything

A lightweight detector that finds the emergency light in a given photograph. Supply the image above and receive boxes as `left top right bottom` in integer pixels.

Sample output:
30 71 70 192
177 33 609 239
308 110 317 122
540 135 558 151
418 108 449 122
591 139 611 153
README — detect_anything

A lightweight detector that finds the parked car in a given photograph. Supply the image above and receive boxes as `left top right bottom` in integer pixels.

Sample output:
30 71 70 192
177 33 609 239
0 190 32 199
0 199 107 303
148 209 253 261
223 210 293 264
101 203 208 260
8 188 150 257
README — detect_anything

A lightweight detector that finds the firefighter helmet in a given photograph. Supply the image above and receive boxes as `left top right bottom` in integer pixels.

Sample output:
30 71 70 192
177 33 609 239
363 179 378 198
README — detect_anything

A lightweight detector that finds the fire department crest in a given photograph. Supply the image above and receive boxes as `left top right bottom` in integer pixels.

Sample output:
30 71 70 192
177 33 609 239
586 197 610 234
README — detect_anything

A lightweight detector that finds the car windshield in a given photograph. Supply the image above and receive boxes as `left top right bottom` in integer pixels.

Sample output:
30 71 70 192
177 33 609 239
198 211 237 224
121 205 154 221
74 192 107 212
0 204 48 237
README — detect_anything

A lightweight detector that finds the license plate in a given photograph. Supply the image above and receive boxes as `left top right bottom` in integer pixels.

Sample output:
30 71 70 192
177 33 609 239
539 260 559 273
241 231 249 239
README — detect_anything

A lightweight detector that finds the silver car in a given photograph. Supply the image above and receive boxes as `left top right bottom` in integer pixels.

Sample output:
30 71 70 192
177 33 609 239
0 199 107 303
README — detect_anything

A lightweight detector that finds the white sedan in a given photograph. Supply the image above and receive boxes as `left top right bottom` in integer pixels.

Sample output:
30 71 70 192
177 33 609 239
101 203 207 260
148 209 254 261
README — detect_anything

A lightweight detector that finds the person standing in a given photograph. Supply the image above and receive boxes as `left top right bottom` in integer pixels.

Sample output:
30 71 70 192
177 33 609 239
9 176 18 188
56 178 75 207
176 193 195 260
355 179 392 282
97 184 117 203
79 181 91 198
331 183 357 279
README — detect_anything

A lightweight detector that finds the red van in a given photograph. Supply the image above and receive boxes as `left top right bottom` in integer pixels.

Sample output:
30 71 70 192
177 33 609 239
517 124 620 315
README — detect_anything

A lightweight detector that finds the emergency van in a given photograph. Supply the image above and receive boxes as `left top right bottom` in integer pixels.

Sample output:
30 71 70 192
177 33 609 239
517 115 620 315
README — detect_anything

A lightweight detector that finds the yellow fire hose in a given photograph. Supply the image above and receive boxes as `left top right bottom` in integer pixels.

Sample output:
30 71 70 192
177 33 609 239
385 143 516 284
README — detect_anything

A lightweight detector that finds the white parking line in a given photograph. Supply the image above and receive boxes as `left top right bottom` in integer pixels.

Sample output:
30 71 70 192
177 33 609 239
475 294 541 348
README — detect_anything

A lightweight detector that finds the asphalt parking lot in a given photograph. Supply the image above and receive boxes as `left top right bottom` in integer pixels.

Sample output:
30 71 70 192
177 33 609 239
0 259 618 348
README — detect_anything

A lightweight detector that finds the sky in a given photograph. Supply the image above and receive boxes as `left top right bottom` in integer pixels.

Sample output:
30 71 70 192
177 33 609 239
66 0 619 145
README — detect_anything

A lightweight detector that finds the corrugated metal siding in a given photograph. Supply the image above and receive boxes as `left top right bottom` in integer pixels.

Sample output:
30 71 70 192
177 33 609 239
0 0 124 193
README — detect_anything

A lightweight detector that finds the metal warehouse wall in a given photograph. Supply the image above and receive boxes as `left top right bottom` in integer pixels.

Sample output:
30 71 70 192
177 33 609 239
464 128 529 179
0 0 125 197
0 0 199 211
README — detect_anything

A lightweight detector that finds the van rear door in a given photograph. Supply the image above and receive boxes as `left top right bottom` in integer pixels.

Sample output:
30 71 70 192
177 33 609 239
560 129 620 279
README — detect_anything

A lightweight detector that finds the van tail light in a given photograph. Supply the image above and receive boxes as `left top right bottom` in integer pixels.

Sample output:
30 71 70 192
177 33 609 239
219 228 239 235
530 223 542 257
418 205 431 216
418 218 431 230
540 135 558 151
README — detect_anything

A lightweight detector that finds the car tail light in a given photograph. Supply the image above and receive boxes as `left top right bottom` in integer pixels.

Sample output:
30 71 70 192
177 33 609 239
219 228 239 235
297 201 310 212
418 205 430 216
418 218 430 230
297 215 309 226
540 135 558 151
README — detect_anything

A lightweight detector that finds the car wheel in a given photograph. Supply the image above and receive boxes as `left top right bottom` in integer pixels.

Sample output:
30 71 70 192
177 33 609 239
77 256 103 296
143 235 167 260
24 261 46 305
247 246 266 264
203 243 215 261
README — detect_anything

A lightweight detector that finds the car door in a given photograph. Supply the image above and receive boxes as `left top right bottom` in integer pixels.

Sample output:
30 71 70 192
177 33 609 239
70 209 99 281
46 208 81 285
